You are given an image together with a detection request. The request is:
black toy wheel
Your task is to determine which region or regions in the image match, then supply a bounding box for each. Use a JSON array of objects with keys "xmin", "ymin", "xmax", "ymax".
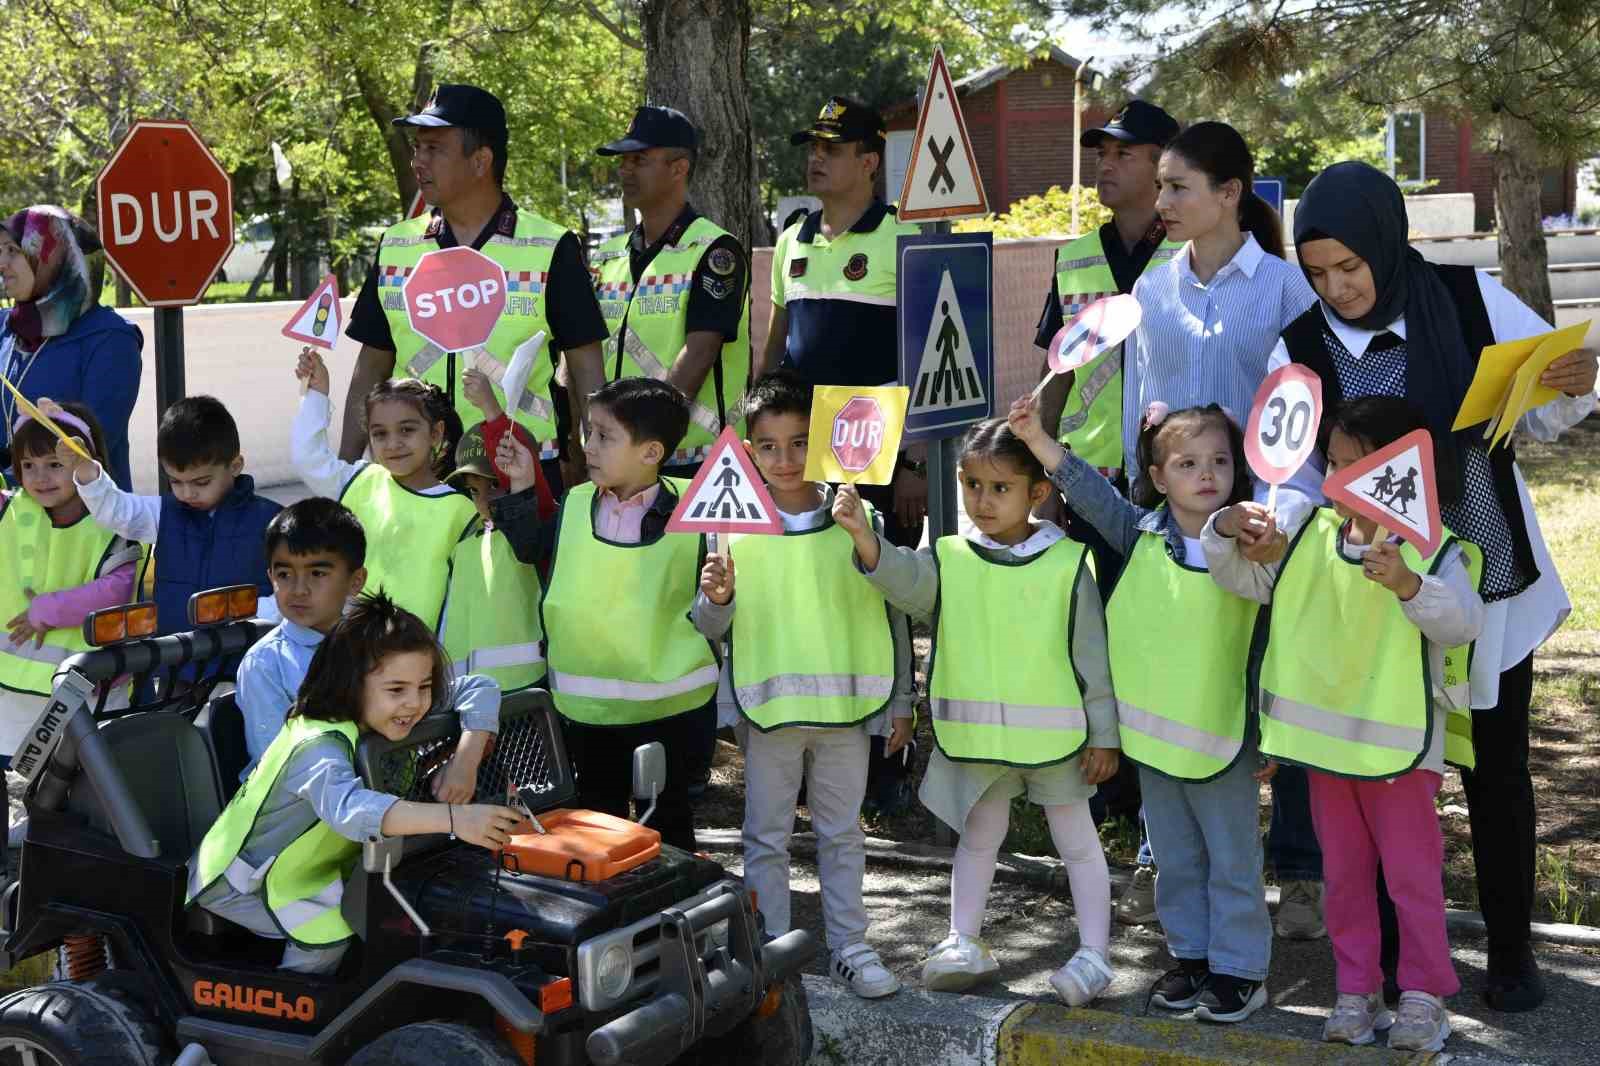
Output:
[
  {"xmin": 0, "ymin": 977, "xmax": 171, "ymax": 1065},
  {"xmin": 345, "ymin": 1021, "xmax": 523, "ymax": 1066},
  {"xmin": 680, "ymin": 973, "xmax": 814, "ymax": 1066}
]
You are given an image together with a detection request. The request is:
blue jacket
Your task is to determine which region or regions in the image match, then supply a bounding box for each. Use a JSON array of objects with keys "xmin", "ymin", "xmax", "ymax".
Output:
[
  {"xmin": 0, "ymin": 305, "xmax": 143, "ymax": 490},
  {"xmin": 151, "ymin": 474, "xmax": 282, "ymax": 641}
]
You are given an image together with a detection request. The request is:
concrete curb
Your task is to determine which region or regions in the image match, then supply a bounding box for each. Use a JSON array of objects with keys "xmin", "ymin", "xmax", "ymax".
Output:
[
  {"xmin": 697, "ymin": 829, "xmax": 1600, "ymax": 949},
  {"xmin": 803, "ymin": 975, "xmax": 1021, "ymax": 1066}
]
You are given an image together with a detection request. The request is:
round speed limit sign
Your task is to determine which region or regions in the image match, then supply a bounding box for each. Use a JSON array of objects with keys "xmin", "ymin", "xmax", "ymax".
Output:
[{"xmin": 1244, "ymin": 364, "xmax": 1324, "ymax": 485}]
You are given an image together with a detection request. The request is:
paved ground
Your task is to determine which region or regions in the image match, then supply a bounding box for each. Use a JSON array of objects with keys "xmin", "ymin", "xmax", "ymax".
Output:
[{"xmin": 697, "ymin": 841, "xmax": 1600, "ymax": 1065}]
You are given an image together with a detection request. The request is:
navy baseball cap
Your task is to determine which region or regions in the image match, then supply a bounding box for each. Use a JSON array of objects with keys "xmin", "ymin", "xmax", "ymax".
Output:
[
  {"xmin": 393, "ymin": 84, "xmax": 508, "ymax": 143},
  {"xmin": 790, "ymin": 97, "xmax": 885, "ymax": 150},
  {"xmin": 1081, "ymin": 100, "xmax": 1180, "ymax": 148},
  {"xmin": 597, "ymin": 106, "xmax": 701, "ymax": 156}
]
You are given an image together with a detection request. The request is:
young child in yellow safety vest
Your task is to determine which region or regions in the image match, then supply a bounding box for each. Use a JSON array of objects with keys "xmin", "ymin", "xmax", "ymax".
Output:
[
  {"xmin": 2, "ymin": 401, "xmax": 140, "ymax": 845},
  {"xmin": 187, "ymin": 592, "xmax": 519, "ymax": 974},
  {"xmin": 691, "ymin": 370, "xmax": 914, "ymax": 1000},
  {"xmin": 1205, "ymin": 396, "xmax": 1484, "ymax": 1053},
  {"xmin": 291, "ymin": 348, "xmax": 477, "ymax": 636},
  {"xmin": 1009, "ymin": 393, "xmax": 1277, "ymax": 1025},
  {"xmin": 833, "ymin": 418, "xmax": 1119, "ymax": 1007}
]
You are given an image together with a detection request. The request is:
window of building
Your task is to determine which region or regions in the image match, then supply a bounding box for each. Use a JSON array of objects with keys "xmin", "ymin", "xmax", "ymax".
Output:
[{"xmin": 1386, "ymin": 112, "xmax": 1426, "ymax": 185}]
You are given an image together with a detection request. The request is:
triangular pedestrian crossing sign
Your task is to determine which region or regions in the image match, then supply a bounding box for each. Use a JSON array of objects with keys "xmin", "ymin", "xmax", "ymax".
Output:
[
  {"xmin": 909, "ymin": 268, "xmax": 986, "ymax": 416},
  {"xmin": 1322, "ymin": 429, "xmax": 1442, "ymax": 557},
  {"xmin": 281, "ymin": 273, "xmax": 343, "ymax": 348},
  {"xmin": 898, "ymin": 47, "xmax": 989, "ymax": 222},
  {"xmin": 667, "ymin": 426, "xmax": 784, "ymax": 536}
]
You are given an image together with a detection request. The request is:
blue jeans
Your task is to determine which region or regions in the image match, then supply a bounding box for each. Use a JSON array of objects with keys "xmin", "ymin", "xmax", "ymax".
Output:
[{"xmin": 1268, "ymin": 763, "xmax": 1324, "ymax": 882}]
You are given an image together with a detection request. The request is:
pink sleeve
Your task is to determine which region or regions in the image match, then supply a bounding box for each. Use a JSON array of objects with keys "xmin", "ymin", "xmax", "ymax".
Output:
[{"xmin": 27, "ymin": 562, "xmax": 138, "ymax": 631}]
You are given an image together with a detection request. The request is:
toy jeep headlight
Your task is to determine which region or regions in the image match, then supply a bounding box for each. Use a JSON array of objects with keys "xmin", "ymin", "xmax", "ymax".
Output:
[{"xmin": 596, "ymin": 943, "xmax": 632, "ymax": 999}]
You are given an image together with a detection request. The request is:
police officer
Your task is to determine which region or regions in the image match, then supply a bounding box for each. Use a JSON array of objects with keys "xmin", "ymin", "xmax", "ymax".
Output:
[
  {"xmin": 761, "ymin": 96, "xmax": 925, "ymax": 547},
  {"xmin": 343, "ymin": 84, "xmax": 608, "ymax": 495},
  {"xmin": 591, "ymin": 106, "xmax": 750, "ymax": 481}
]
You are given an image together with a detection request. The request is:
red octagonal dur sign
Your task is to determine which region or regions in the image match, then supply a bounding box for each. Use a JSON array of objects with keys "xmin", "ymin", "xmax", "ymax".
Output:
[
  {"xmin": 831, "ymin": 396, "xmax": 886, "ymax": 474},
  {"xmin": 404, "ymin": 247, "xmax": 507, "ymax": 352},
  {"xmin": 96, "ymin": 119, "xmax": 234, "ymax": 307}
]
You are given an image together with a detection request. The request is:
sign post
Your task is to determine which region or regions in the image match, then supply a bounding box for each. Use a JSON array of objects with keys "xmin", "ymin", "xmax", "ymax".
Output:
[{"xmin": 96, "ymin": 119, "xmax": 234, "ymax": 489}]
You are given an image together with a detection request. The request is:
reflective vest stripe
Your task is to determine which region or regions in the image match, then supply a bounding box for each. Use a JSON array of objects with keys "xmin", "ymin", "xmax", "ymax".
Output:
[
  {"xmin": 271, "ymin": 875, "xmax": 344, "ymax": 931},
  {"xmin": 735, "ymin": 673, "xmax": 893, "ymax": 712},
  {"xmin": 621, "ymin": 330, "xmax": 722, "ymax": 439},
  {"xmin": 1057, "ymin": 355, "xmax": 1120, "ymax": 437},
  {"xmin": 1115, "ymin": 700, "xmax": 1241, "ymax": 763},
  {"xmin": 470, "ymin": 642, "xmax": 545, "ymax": 671},
  {"xmin": 782, "ymin": 291, "xmax": 897, "ymax": 307},
  {"xmin": 933, "ymin": 698, "xmax": 1086, "ymax": 733},
  {"xmin": 222, "ymin": 856, "xmax": 260, "ymax": 895},
  {"xmin": 0, "ymin": 642, "xmax": 72, "ymax": 666},
  {"xmin": 1263, "ymin": 695, "xmax": 1428, "ymax": 754},
  {"xmin": 550, "ymin": 663, "xmax": 720, "ymax": 702}
]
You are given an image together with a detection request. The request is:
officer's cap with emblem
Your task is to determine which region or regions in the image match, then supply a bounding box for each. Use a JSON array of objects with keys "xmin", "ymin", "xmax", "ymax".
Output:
[
  {"xmin": 394, "ymin": 84, "xmax": 509, "ymax": 148},
  {"xmin": 1080, "ymin": 99, "xmax": 1180, "ymax": 149},
  {"xmin": 596, "ymin": 105, "xmax": 702, "ymax": 156},
  {"xmin": 790, "ymin": 96, "xmax": 886, "ymax": 152}
]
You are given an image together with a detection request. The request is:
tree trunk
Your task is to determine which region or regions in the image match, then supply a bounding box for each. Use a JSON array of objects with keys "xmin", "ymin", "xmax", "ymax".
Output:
[
  {"xmin": 355, "ymin": 64, "xmax": 421, "ymax": 215},
  {"xmin": 640, "ymin": 0, "xmax": 766, "ymax": 250},
  {"xmin": 1492, "ymin": 113, "xmax": 1554, "ymax": 324}
]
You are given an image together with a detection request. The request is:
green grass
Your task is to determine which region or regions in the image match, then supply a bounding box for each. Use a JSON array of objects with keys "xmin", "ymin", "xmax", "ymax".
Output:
[
  {"xmin": 1518, "ymin": 416, "xmax": 1600, "ymax": 629},
  {"xmin": 97, "ymin": 278, "xmax": 298, "ymax": 308}
]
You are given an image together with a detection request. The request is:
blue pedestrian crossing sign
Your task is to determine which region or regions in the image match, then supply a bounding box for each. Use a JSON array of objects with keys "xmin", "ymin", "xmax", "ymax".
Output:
[
  {"xmin": 1256, "ymin": 177, "xmax": 1285, "ymax": 216},
  {"xmin": 897, "ymin": 232, "xmax": 993, "ymax": 440}
]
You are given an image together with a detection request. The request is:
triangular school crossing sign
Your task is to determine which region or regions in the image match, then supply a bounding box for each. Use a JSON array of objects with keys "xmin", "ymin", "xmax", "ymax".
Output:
[
  {"xmin": 667, "ymin": 426, "xmax": 784, "ymax": 536},
  {"xmin": 1322, "ymin": 429, "xmax": 1443, "ymax": 557},
  {"xmin": 897, "ymin": 47, "xmax": 989, "ymax": 222},
  {"xmin": 281, "ymin": 273, "xmax": 343, "ymax": 348}
]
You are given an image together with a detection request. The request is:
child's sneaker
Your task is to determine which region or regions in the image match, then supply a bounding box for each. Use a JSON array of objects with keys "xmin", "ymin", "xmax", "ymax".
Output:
[
  {"xmin": 1148, "ymin": 958, "xmax": 1210, "ymax": 1010},
  {"xmin": 1115, "ymin": 865, "xmax": 1158, "ymax": 925},
  {"xmin": 1049, "ymin": 947, "xmax": 1115, "ymax": 1006},
  {"xmin": 830, "ymin": 943, "xmax": 900, "ymax": 999},
  {"xmin": 1388, "ymin": 991, "xmax": 1450, "ymax": 1052},
  {"xmin": 1194, "ymin": 973, "xmax": 1268, "ymax": 1023},
  {"xmin": 1275, "ymin": 880, "xmax": 1326, "ymax": 939},
  {"xmin": 1322, "ymin": 992, "xmax": 1394, "ymax": 1045},
  {"xmin": 920, "ymin": 931, "xmax": 998, "ymax": 992}
]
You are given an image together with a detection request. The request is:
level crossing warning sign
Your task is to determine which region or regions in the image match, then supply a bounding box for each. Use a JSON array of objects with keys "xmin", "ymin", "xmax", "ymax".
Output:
[
  {"xmin": 897, "ymin": 232, "xmax": 993, "ymax": 440},
  {"xmin": 897, "ymin": 47, "xmax": 989, "ymax": 221}
]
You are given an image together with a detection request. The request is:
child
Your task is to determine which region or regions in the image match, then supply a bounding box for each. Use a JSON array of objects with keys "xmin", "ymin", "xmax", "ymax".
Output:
[
  {"xmin": 834, "ymin": 418, "xmax": 1119, "ymax": 1007},
  {"xmin": 442, "ymin": 423, "xmax": 547, "ymax": 694},
  {"xmin": 1206, "ymin": 396, "xmax": 1485, "ymax": 1052},
  {"xmin": 2, "ymin": 403, "xmax": 141, "ymax": 842},
  {"xmin": 292, "ymin": 348, "xmax": 478, "ymax": 634},
  {"xmin": 66, "ymin": 395, "xmax": 282, "ymax": 643},
  {"xmin": 492, "ymin": 377, "xmax": 715, "ymax": 852},
  {"xmin": 188, "ymin": 593, "xmax": 520, "ymax": 974},
  {"xmin": 1010, "ymin": 394, "xmax": 1277, "ymax": 1024},
  {"xmin": 691, "ymin": 370, "xmax": 913, "ymax": 1000},
  {"xmin": 235, "ymin": 498, "xmax": 497, "ymax": 798}
]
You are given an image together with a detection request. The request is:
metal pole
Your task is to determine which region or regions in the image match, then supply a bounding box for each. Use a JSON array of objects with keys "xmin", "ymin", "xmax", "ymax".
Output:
[
  {"xmin": 153, "ymin": 306, "xmax": 186, "ymax": 492},
  {"xmin": 920, "ymin": 219, "xmax": 960, "ymax": 544}
]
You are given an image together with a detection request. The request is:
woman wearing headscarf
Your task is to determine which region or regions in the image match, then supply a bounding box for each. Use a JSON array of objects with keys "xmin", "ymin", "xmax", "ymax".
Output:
[
  {"xmin": 0, "ymin": 206, "xmax": 143, "ymax": 489},
  {"xmin": 1268, "ymin": 161, "xmax": 1597, "ymax": 1018}
]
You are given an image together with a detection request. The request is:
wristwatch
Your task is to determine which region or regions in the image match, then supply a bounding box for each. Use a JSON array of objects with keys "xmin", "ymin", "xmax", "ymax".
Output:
[{"xmin": 900, "ymin": 456, "xmax": 927, "ymax": 476}]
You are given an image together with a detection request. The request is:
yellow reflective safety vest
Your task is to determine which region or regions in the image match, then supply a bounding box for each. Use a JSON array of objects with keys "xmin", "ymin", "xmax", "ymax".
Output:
[
  {"xmin": 541, "ymin": 480, "xmax": 717, "ymax": 726},
  {"xmin": 376, "ymin": 210, "xmax": 568, "ymax": 452},
  {"xmin": 726, "ymin": 504, "xmax": 895, "ymax": 731},
  {"xmin": 443, "ymin": 519, "xmax": 545, "ymax": 693},
  {"xmin": 1051, "ymin": 231, "xmax": 1182, "ymax": 473},
  {"xmin": 1106, "ymin": 529, "xmax": 1256, "ymax": 781},
  {"xmin": 929, "ymin": 536, "xmax": 1089, "ymax": 767},
  {"xmin": 0, "ymin": 493, "xmax": 124, "ymax": 696},
  {"xmin": 592, "ymin": 218, "xmax": 751, "ymax": 463},
  {"xmin": 339, "ymin": 465, "xmax": 477, "ymax": 633},
  {"xmin": 1259, "ymin": 509, "xmax": 1475, "ymax": 779},
  {"xmin": 187, "ymin": 716, "xmax": 362, "ymax": 947},
  {"xmin": 1440, "ymin": 541, "xmax": 1484, "ymax": 771}
]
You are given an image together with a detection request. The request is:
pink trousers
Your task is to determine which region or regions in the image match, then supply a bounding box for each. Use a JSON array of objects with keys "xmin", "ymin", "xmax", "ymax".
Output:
[{"xmin": 1308, "ymin": 769, "xmax": 1460, "ymax": 997}]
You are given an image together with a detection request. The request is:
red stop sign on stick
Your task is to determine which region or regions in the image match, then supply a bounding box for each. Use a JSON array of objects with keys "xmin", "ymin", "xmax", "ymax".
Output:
[
  {"xmin": 95, "ymin": 120, "xmax": 234, "ymax": 307},
  {"xmin": 831, "ymin": 396, "xmax": 887, "ymax": 474},
  {"xmin": 404, "ymin": 247, "xmax": 507, "ymax": 352}
]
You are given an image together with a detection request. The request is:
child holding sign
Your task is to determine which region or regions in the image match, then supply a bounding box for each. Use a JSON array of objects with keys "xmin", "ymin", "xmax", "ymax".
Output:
[
  {"xmin": 835, "ymin": 418, "xmax": 1119, "ymax": 1007},
  {"xmin": 1008, "ymin": 393, "xmax": 1277, "ymax": 1024},
  {"xmin": 692, "ymin": 371, "xmax": 913, "ymax": 1000},
  {"xmin": 292, "ymin": 349, "xmax": 477, "ymax": 636},
  {"xmin": 1205, "ymin": 397, "xmax": 1485, "ymax": 1052}
]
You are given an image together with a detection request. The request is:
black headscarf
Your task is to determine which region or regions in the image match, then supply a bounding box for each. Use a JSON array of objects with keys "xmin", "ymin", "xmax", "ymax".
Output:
[{"xmin": 1292, "ymin": 162, "xmax": 1477, "ymax": 474}]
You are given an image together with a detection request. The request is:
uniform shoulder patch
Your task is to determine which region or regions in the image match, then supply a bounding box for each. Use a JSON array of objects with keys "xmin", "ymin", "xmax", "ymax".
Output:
[
  {"xmin": 842, "ymin": 252, "xmax": 869, "ymax": 281},
  {"xmin": 707, "ymin": 246, "xmax": 737, "ymax": 276},
  {"xmin": 789, "ymin": 257, "xmax": 809, "ymax": 279},
  {"xmin": 701, "ymin": 275, "xmax": 732, "ymax": 300}
]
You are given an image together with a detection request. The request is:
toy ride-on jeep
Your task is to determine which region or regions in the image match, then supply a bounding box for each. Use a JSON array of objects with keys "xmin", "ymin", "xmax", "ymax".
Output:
[{"xmin": 0, "ymin": 587, "xmax": 815, "ymax": 1065}]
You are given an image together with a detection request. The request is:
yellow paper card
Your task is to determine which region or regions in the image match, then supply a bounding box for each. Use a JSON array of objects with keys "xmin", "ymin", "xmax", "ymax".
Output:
[
  {"xmin": 0, "ymin": 374, "xmax": 92, "ymax": 462},
  {"xmin": 1453, "ymin": 321, "xmax": 1589, "ymax": 433},
  {"xmin": 804, "ymin": 385, "xmax": 909, "ymax": 486}
]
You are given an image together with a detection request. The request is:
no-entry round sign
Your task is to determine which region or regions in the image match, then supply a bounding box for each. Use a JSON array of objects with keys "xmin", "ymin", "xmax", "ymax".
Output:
[
  {"xmin": 403, "ymin": 247, "xmax": 507, "ymax": 352},
  {"xmin": 831, "ymin": 396, "xmax": 887, "ymax": 474}
]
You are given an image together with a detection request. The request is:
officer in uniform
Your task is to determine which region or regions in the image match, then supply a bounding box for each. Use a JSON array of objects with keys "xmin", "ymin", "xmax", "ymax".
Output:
[
  {"xmin": 590, "ymin": 106, "xmax": 750, "ymax": 481},
  {"xmin": 343, "ymin": 84, "xmax": 608, "ymax": 495}
]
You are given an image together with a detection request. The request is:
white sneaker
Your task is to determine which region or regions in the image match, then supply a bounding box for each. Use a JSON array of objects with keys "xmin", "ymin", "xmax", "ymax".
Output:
[
  {"xmin": 1388, "ymin": 991, "xmax": 1450, "ymax": 1052},
  {"xmin": 1322, "ymin": 992, "xmax": 1394, "ymax": 1045},
  {"xmin": 920, "ymin": 931, "xmax": 999, "ymax": 992},
  {"xmin": 7, "ymin": 813, "xmax": 26, "ymax": 848},
  {"xmin": 1049, "ymin": 947, "xmax": 1114, "ymax": 1007},
  {"xmin": 830, "ymin": 942, "xmax": 900, "ymax": 999}
]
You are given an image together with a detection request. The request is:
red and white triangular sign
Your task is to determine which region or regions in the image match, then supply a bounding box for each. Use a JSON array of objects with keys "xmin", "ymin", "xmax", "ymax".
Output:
[
  {"xmin": 1322, "ymin": 429, "xmax": 1442, "ymax": 557},
  {"xmin": 667, "ymin": 426, "xmax": 783, "ymax": 536},
  {"xmin": 281, "ymin": 273, "xmax": 343, "ymax": 347},
  {"xmin": 897, "ymin": 47, "xmax": 989, "ymax": 222}
]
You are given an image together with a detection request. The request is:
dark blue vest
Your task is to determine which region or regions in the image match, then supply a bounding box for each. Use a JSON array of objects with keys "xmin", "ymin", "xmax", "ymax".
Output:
[{"xmin": 151, "ymin": 474, "xmax": 281, "ymax": 637}]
